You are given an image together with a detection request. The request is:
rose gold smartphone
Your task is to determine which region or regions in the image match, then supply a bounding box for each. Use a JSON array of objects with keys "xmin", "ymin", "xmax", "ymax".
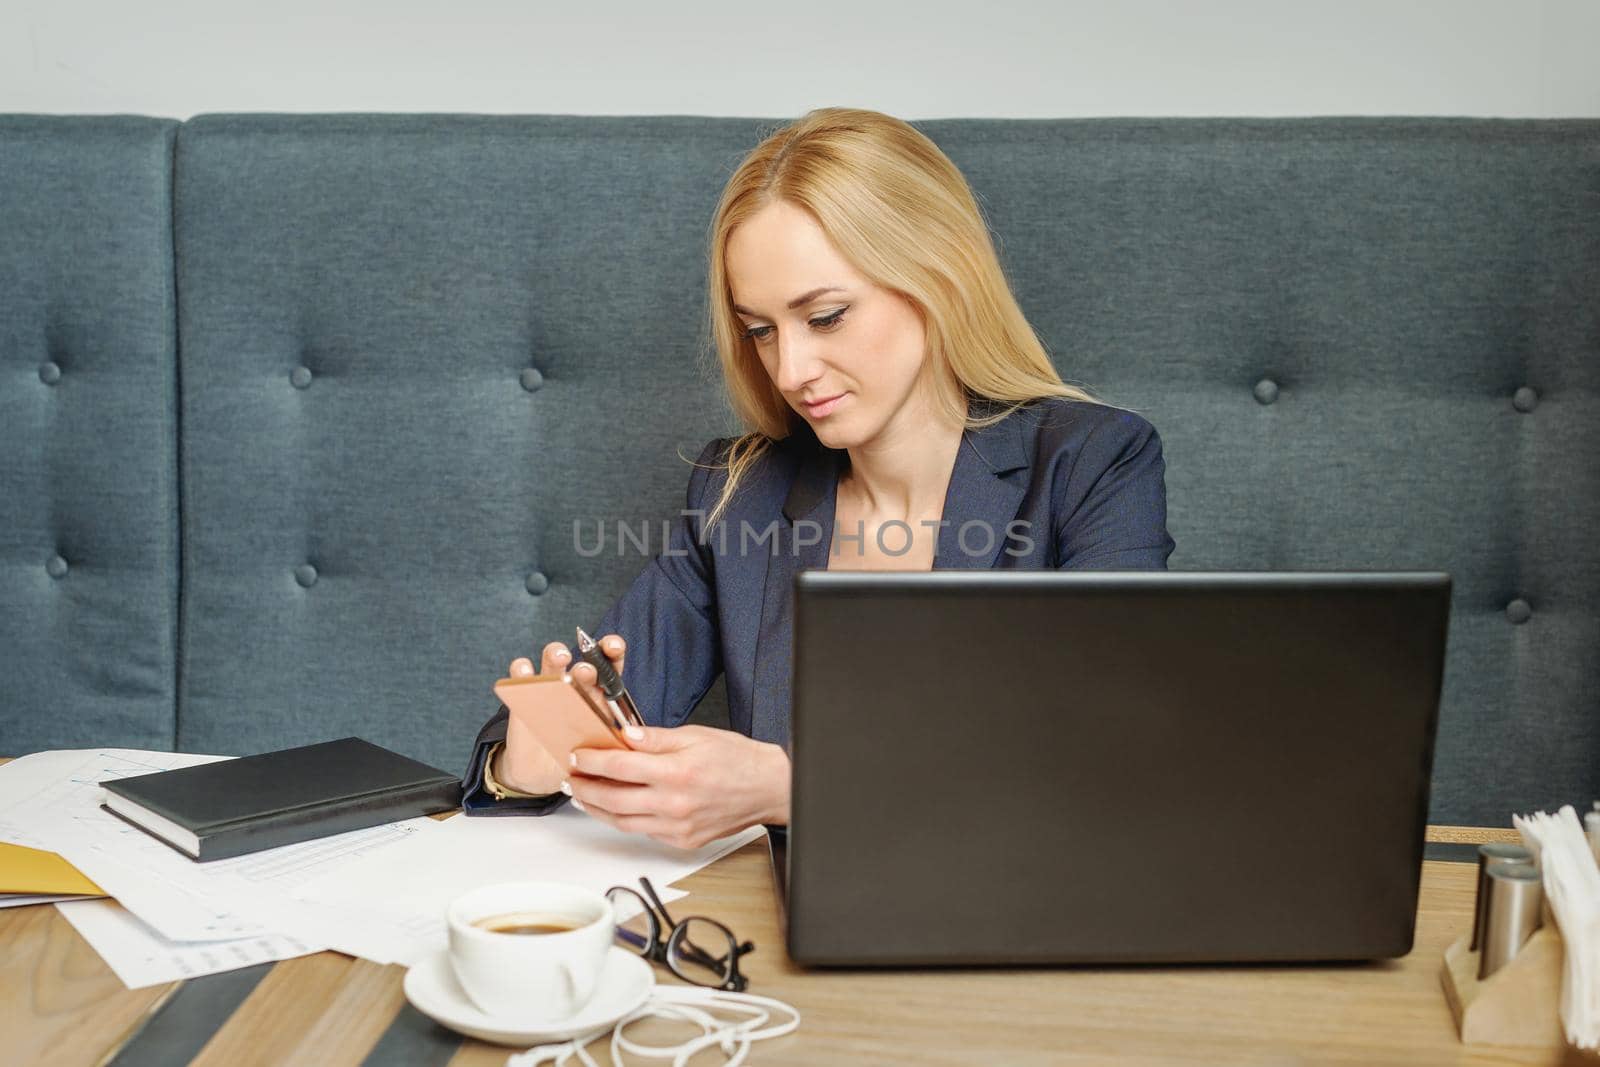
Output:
[{"xmin": 493, "ymin": 673, "xmax": 633, "ymax": 770}]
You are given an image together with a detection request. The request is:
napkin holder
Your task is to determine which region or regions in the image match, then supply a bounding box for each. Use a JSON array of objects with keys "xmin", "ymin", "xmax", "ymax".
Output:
[{"xmin": 1440, "ymin": 923, "xmax": 1565, "ymax": 1049}]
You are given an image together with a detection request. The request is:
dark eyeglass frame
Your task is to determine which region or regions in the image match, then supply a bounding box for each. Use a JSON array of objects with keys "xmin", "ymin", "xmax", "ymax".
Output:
[{"xmin": 605, "ymin": 876, "xmax": 754, "ymax": 992}]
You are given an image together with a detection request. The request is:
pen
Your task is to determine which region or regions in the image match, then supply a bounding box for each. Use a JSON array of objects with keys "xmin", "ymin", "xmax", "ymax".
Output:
[{"xmin": 575, "ymin": 626, "xmax": 644, "ymax": 728}]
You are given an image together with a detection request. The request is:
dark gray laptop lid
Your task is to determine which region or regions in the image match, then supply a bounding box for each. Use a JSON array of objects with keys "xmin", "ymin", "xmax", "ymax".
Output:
[{"xmin": 784, "ymin": 571, "xmax": 1450, "ymax": 966}]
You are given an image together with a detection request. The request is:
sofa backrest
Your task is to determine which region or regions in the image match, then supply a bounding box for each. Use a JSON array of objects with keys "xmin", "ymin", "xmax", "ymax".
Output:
[
  {"xmin": 169, "ymin": 115, "xmax": 744, "ymax": 770},
  {"xmin": 3, "ymin": 114, "xmax": 1596, "ymax": 827},
  {"xmin": 1, "ymin": 116, "xmax": 181, "ymax": 752}
]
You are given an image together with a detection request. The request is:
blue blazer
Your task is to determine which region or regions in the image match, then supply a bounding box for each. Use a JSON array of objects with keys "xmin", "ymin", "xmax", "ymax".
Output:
[{"xmin": 462, "ymin": 396, "xmax": 1175, "ymax": 814}]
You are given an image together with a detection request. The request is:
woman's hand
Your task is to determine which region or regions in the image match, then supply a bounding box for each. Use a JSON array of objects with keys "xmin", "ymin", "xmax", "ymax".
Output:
[
  {"xmin": 495, "ymin": 635, "xmax": 628, "ymax": 795},
  {"xmin": 563, "ymin": 725, "xmax": 791, "ymax": 849}
]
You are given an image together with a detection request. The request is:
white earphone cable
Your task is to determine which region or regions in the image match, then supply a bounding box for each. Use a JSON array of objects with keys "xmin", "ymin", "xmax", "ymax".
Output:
[{"xmin": 504, "ymin": 987, "xmax": 801, "ymax": 1067}]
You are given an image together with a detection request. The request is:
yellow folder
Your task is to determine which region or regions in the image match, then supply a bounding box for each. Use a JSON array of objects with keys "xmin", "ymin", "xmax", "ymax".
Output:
[{"xmin": 0, "ymin": 841, "xmax": 106, "ymax": 896}]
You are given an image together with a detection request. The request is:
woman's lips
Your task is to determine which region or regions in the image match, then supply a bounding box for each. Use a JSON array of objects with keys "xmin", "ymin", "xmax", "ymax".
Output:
[{"xmin": 803, "ymin": 393, "xmax": 847, "ymax": 418}]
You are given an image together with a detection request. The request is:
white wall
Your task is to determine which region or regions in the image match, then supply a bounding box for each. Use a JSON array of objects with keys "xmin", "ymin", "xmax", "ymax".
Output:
[{"xmin": 2, "ymin": 0, "xmax": 1596, "ymax": 118}]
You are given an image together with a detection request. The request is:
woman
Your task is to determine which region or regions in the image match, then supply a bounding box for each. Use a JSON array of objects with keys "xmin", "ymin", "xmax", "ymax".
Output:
[{"xmin": 461, "ymin": 107, "xmax": 1174, "ymax": 848}]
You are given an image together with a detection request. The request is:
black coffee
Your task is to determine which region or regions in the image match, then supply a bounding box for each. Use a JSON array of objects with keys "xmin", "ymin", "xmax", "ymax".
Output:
[{"xmin": 472, "ymin": 912, "xmax": 586, "ymax": 936}]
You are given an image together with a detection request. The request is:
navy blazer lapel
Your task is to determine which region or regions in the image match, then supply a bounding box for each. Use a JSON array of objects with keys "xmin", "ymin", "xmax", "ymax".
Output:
[
  {"xmin": 933, "ymin": 404, "xmax": 1031, "ymax": 569},
  {"xmin": 747, "ymin": 402, "xmax": 1031, "ymax": 744},
  {"xmin": 748, "ymin": 443, "xmax": 840, "ymax": 747}
]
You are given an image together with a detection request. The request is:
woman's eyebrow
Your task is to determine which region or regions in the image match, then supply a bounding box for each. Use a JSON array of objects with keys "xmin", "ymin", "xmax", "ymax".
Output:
[{"xmin": 733, "ymin": 286, "xmax": 847, "ymax": 316}]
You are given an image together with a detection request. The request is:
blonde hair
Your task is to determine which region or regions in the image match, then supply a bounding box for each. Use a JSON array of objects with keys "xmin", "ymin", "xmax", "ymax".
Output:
[{"xmin": 700, "ymin": 107, "xmax": 1098, "ymax": 529}]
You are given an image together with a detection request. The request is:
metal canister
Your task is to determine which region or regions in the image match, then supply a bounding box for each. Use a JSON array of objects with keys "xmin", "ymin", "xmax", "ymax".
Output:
[
  {"xmin": 1471, "ymin": 842, "xmax": 1533, "ymax": 951},
  {"xmin": 1478, "ymin": 861, "xmax": 1543, "ymax": 980}
]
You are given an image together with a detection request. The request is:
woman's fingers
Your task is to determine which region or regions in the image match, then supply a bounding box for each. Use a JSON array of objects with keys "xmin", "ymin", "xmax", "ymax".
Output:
[
  {"xmin": 513, "ymin": 638, "xmax": 616, "ymax": 682},
  {"xmin": 564, "ymin": 791, "xmax": 668, "ymax": 838},
  {"xmin": 601, "ymin": 634, "xmax": 626, "ymax": 678},
  {"xmin": 564, "ymin": 774, "xmax": 655, "ymax": 816},
  {"xmin": 539, "ymin": 641, "xmax": 573, "ymax": 676},
  {"xmin": 569, "ymin": 661, "xmax": 609, "ymax": 717},
  {"xmin": 566, "ymin": 794, "xmax": 704, "ymax": 851},
  {"xmin": 566, "ymin": 634, "xmax": 626, "ymax": 714},
  {"xmin": 506, "ymin": 644, "xmax": 566, "ymax": 680}
]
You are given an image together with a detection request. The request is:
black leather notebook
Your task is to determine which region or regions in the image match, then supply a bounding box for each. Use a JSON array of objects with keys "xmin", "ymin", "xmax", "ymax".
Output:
[{"xmin": 98, "ymin": 737, "xmax": 463, "ymax": 862}]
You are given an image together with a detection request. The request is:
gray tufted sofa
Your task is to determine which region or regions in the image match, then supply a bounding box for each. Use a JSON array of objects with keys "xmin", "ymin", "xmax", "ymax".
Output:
[{"xmin": 2, "ymin": 114, "xmax": 1596, "ymax": 829}]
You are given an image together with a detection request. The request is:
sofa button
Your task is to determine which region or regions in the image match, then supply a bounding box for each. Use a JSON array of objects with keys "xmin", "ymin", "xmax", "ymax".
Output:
[
  {"xmin": 1253, "ymin": 378, "xmax": 1279, "ymax": 405},
  {"xmin": 525, "ymin": 571, "xmax": 550, "ymax": 596},
  {"xmin": 1505, "ymin": 598, "xmax": 1532, "ymax": 625},
  {"xmin": 39, "ymin": 361, "xmax": 62, "ymax": 386},
  {"xmin": 520, "ymin": 367, "xmax": 545, "ymax": 393},
  {"xmin": 1512, "ymin": 386, "xmax": 1538, "ymax": 413},
  {"xmin": 290, "ymin": 365, "xmax": 314, "ymax": 389},
  {"xmin": 295, "ymin": 564, "xmax": 319, "ymax": 588},
  {"xmin": 46, "ymin": 554, "xmax": 68, "ymax": 578}
]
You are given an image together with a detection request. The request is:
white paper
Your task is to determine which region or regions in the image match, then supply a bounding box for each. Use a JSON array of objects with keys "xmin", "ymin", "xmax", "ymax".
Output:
[
  {"xmin": 291, "ymin": 808, "xmax": 762, "ymax": 967},
  {"xmin": 60, "ymin": 815, "xmax": 440, "ymax": 942},
  {"xmin": 0, "ymin": 749, "xmax": 230, "ymax": 850},
  {"xmin": 55, "ymin": 898, "xmax": 322, "ymax": 989},
  {"xmin": 7, "ymin": 748, "xmax": 766, "ymax": 981},
  {"xmin": 0, "ymin": 750, "xmax": 112, "ymax": 832},
  {"xmin": 0, "ymin": 893, "xmax": 101, "ymax": 909},
  {"xmin": 0, "ymin": 748, "xmax": 441, "ymax": 942}
]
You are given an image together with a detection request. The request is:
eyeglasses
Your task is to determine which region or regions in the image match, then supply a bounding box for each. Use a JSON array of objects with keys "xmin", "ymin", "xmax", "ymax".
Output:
[{"xmin": 604, "ymin": 877, "xmax": 754, "ymax": 992}]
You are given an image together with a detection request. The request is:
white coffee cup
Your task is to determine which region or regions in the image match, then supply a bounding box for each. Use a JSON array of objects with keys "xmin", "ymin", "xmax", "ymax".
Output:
[{"xmin": 446, "ymin": 880, "xmax": 615, "ymax": 1021}]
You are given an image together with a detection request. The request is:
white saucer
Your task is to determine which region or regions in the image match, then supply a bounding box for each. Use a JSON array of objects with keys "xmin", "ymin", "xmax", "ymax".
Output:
[{"xmin": 403, "ymin": 945, "xmax": 654, "ymax": 1046}]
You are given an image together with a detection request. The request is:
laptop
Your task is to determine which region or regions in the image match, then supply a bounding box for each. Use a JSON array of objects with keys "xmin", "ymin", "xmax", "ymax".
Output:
[{"xmin": 773, "ymin": 570, "xmax": 1451, "ymax": 966}]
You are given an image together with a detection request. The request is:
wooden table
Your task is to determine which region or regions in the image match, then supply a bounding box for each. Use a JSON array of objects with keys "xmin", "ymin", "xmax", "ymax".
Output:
[{"xmin": 0, "ymin": 755, "xmax": 1576, "ymax": 1065}]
